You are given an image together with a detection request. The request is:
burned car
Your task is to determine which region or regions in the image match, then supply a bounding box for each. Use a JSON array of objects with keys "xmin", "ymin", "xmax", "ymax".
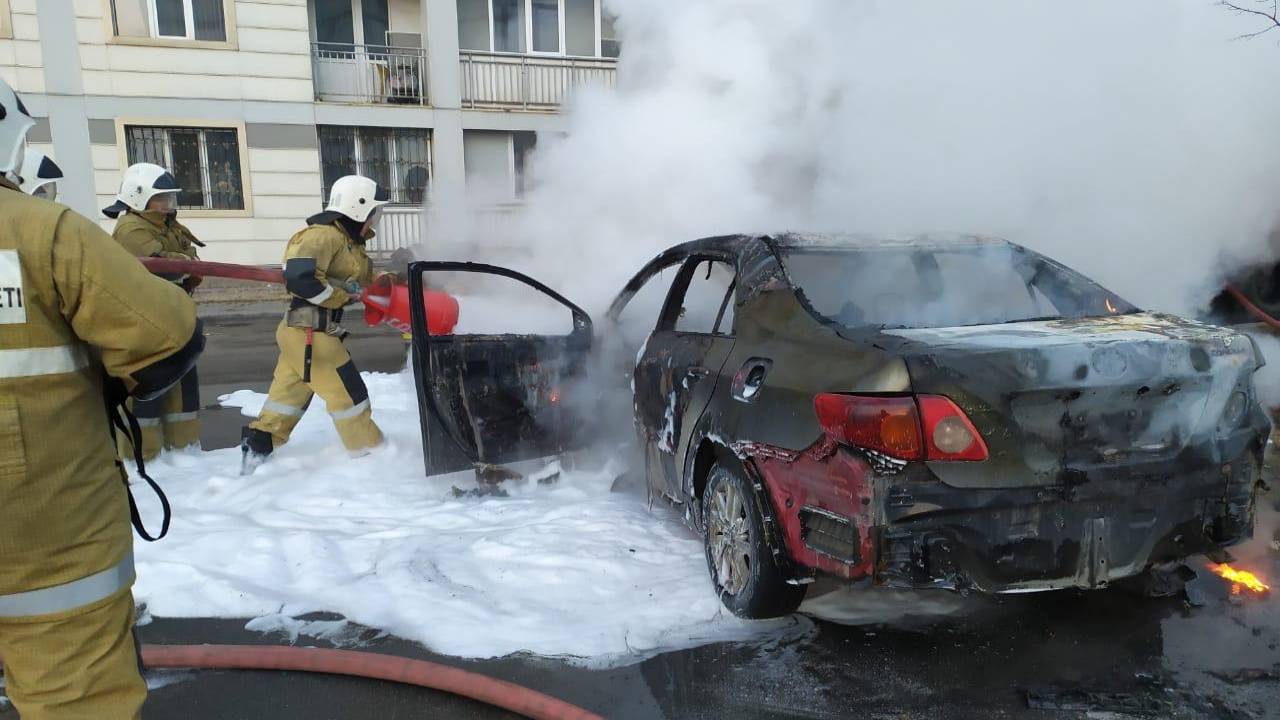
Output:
[{"xmin": 407, "ymin": 234, "xmax": 1270, "ymax": 619}]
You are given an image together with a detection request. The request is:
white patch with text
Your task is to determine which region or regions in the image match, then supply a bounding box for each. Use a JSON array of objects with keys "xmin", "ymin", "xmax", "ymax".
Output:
[{"xmin": 0, "ymin": 250, "xmax": 26, "ymax": 325}]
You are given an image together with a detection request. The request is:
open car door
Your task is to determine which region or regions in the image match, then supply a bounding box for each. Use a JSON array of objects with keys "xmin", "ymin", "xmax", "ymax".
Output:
[{"xmin": 406, "ymin": 261, "xmax": 593, "ymax": 476}]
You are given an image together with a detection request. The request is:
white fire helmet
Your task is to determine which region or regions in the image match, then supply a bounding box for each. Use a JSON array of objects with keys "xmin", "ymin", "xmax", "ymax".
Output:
[
  {"xmin": 326, "ymin": 174, "xmax": 390, "ymax": 223},
  {"xmin": 19, "ymin": 148, "xmax": 62, "ymax": 201},
  {"xmin": 0, "ymin": 78, "xmax": 35, "ymax": 184},
  {"xmin": 103, "ymin": 162, "xmax": 181, "ymax": 218}
]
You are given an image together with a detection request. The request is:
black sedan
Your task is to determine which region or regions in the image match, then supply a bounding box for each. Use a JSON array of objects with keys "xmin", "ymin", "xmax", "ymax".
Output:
[{"xmin": 406, "ymin": 233, "xmax": 1270, "ymax": 618}]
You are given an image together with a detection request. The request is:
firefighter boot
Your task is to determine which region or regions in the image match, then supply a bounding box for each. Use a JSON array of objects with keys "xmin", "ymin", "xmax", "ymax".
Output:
[{"xmin": 240, "ymin": 426, "xmax": 274, "ymax": 476}]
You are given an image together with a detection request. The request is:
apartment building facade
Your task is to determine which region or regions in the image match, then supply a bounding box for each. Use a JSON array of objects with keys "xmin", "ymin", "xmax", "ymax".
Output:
[{"xmin": 0, "ymin": 0, "xmax": 617, "ymax": 263}]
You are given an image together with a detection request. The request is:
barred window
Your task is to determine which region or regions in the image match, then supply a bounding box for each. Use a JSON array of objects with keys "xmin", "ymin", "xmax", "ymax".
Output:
[
  {"xmin": 125, "ymin": 125, "xmax": 245, "ymax": 211},
  {"xmin": 318, "ymin": 125, "xmax": 431, "ymax": 206}
]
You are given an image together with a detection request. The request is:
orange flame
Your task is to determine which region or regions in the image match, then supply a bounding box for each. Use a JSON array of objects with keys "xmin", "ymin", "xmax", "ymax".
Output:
[
  {"xmin": 1105, "ymin": 298, "xmax": 1118, "ymax": 314},
  {"xmin": 1208, "ymin": 563, "xmax": 1271, "ymax": 594}
]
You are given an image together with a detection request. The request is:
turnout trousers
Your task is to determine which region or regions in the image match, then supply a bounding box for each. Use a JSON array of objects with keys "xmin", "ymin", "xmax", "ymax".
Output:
[
  {"xmin": 118, "ymin": 366, "xmax": 201, "ymax": 461},
  {"xmin": 0, "ymin": 590, "xmax": 145, "ymax": 719},
  {"xmin": 249, "ymin": 322, "xmax": 383, "ymax": 452}
]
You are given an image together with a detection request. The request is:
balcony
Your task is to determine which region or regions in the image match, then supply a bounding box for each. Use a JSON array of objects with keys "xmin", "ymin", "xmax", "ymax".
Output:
[
  {"xmin": 459, "ymin": 52, "xmax": 617, "ymax": 110},
  {"xmin": 367, "ymin": 206, "xmax": 422, "ymax": 259},
  {"xmin": 312, "ymin": 42, "xmax": 429, "ymax": 105}
]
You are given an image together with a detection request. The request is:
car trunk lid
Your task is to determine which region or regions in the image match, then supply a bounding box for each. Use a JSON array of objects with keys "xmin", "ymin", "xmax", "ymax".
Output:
[{"xmin": 884, "ymin": 313, "xmax": 1256, "ymax": 488}]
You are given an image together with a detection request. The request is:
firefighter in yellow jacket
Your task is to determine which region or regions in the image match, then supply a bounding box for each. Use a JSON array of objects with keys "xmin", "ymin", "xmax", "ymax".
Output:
[
  {"xmin": 240, "ymin": 174, "xmax": 388, "ymax": 473},
  {"xmin": 103, "ymin": 162, "xmax": 205, "ymax": 460},
  {"xmin": 0, "ymin": 79, "xmax": 204, "ymax": 718}
]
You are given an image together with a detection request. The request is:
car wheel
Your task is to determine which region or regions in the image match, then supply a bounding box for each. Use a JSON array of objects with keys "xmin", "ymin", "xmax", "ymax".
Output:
[{"xmin": 702, "ymin": 462, "xmax": 806, "ymax": 619}]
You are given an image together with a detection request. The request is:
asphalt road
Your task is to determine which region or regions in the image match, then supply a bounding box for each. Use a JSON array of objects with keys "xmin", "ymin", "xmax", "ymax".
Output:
[{"xmin": 5, "ymin": 311, "xmax": 1279, "ymax": 720}]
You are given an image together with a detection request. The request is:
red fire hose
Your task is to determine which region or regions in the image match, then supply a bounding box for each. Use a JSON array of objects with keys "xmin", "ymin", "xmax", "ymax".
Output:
[
  {"xmin": 140, "ymin": 644, "xmax": 603, "ymax": 720},
  {"xmin": 0, "ymin": 644, "xmax": 601, "ymax": 719},
  {"xmin": 1226, "ymin": 284, "xmax": 1280, "ymax": 332},
  {"xmin": 140, "ymin": 257, "xmax": 460, "ymax": 335},
  {"xmin": 142, "ymin": 257, "xmax": 285, "ymax": 285}
]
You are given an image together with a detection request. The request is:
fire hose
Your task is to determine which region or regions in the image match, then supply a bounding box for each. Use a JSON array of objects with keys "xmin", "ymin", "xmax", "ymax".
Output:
[
  {"xmin": 140, "ymin": 257, "xmax": 460, "ymax": 336},
  {"xmin": 1225, "ymin": 284, "xmax": 1280, "ymax": 332},
  {"xmin": 140, "ymin": 644, "xmax": 603, "ymax": 720},
  {"xmin": 0, "ymin": 645, "xmax": 602, "ymax": 720}
]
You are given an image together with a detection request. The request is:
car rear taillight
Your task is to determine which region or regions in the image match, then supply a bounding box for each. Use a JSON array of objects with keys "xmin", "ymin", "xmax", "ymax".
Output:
[
  {"xmin": 814, "ymin": 394, "xmax": 923, "ymax": 460},
  {"xmin": 916, "ymin": 394, "xmax": 988, "ymax": 461},
  {"xmin": 814, "ymin": 394, "xmax": 988, "ymax": 462}
]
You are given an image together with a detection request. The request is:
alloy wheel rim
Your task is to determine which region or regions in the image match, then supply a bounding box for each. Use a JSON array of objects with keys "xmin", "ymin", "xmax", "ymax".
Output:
[{"xmin": 708, "ymin": 478, "xmax": 752, "ymax": 596}]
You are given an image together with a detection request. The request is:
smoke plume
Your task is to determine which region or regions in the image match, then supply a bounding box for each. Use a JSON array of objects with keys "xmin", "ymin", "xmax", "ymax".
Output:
[{"xmin": 434, "ymin": 0, "xmax": 1280, "ymax": 322}]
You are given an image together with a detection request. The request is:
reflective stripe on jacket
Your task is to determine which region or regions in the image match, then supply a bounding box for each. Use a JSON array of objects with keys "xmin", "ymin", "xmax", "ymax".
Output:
[
  {"xmin": 281, "ymin": 219, "xmax": 373, "ymax": 310},
  {"xmin": 0, "ymin": 180, "xmax": 198, "ymax": 605}
]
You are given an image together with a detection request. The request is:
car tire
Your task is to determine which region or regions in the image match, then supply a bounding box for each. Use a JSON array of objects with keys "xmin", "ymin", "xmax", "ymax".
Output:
[{"xmin": 702, "ymin": 462, "xmax": 806, "ymax": 619}]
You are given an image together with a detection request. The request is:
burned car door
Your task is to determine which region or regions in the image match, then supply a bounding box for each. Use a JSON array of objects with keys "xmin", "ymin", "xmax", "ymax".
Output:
[
  {"xmin": 634, "ymin": 256, "xmax": 738, "ymax": 500},
  {"xmin": 406, "ymin": 261, "xmax": 592, "ymax": 476}
]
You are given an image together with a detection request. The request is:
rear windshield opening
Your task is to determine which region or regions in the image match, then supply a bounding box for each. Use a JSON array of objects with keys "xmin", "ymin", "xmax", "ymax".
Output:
[{"xmin": 779, "ymin": 244, "xmax": 1137, "ymax": 330}]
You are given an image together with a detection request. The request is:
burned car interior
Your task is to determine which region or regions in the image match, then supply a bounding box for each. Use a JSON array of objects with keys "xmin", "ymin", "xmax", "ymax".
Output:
[
  {"xmin": 407, "ymin": 261, "xmax": 594, "ymax": 477},
  {"xmin": 407, "ymin": 234, "xmax": 1270, "ymax": 618}
]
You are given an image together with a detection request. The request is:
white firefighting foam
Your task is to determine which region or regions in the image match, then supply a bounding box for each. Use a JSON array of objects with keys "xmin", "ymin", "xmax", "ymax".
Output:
[{"xmin": 129, "ymin": 369, "xmax": 808, "ymax": 667}]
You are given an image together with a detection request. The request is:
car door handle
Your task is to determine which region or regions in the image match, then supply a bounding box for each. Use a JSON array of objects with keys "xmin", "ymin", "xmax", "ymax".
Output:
[{"xmin": 688, "ymin": 366, "xmax": 712, "ymax": 378}]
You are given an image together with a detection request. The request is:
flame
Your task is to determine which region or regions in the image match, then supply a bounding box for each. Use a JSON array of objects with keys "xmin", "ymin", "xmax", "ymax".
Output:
[
  {"xmin": 1208, "ymin": 563, "xmax": 1271, "ymax": 594},
  {"xmin": 1105, "ymin": 297, "xmax": 1118, "ymax": 314}
]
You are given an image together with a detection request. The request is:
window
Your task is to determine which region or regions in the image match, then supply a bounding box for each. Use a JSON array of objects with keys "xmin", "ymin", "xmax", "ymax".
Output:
[
  {"xmin": 779, "ymin": 244, "xmax": 1137, "ymax": 330},
  {"xmin": 600, "ymin": 9, "xmax": 620, "ymax": 58},
  {"xmin": 463, "ymin": 130, "xmax": 538, "ymax": 200},
  {"xmin": 125, "ymin": 125, "xmax": 245, "ymax": 211},
  {"xmin": 491, "ymin": 0, "xmax": 526, "ymax": 52},
  {"xmin": 361, "ymin": 0, "xmax": 389, "ymax": 48},
  {"xmin": 318, "ymin": 126, "xmax": 431, "ymax": 206},
  {"xmin": 513, "ymin": 131, "xmax": 537, "ymax": 196},
  {"xmin": 313, "ymin": 0, "xmax": 355, "ymax": 50},
  {"xmin": 564, "ymin": 0, "xmax": 593, "ymax": 55},
  {"xmin": 529, "ymin": 0, "xmax": 560, "ymax": 53},
  {"xmin": 112, "ymin": 0, "xmax": 228, "ymax": 42},
  {"xmin": 459, "ymin": 0, "xmax": 606, "ymax": 56},
  {"xmin": 673, "ymin": 260, "xmax": 736, "ymax": 335}
]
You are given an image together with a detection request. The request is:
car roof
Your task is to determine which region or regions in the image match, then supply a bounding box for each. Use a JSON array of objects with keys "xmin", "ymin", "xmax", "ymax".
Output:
[
  {"xmin": 770, "ymin": 232, "xmax": 1011, "ymax": 250},
  {"xmin": 607, "ymin": 232, "xmax": 1016, "ymax": 321},
  {"xmin": 659, "ymin": 232, "xmax": 1011, "ymax": 257}
]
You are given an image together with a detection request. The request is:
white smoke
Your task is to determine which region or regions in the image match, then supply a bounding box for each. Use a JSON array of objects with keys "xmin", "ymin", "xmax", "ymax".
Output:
[{"xmin": 434, "ymin": 0, "xmax": 1280, "ymax": 320}]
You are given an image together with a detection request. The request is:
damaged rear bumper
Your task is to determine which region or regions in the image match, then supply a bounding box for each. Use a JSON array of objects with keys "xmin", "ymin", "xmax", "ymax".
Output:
[
  {"xmin": 879, "ymin": 457, "xmax": 1259, "ymax": 592},
  {"xmin": 745, "ymin": 433, "xmax": 1264, "ymax": 594}
]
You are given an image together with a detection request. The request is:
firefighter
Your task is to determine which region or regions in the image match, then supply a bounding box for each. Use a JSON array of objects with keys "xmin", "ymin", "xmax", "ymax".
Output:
[
  {"xmin": 0, "ymin": 79, "xmax": 204, "ymax": 718},
  {"xmin": 17, "ymin": 147, "xmax": 62, "ymax": 201},
  {"xmin": 240, "ymin": 174, "xmax": 389, "ymax": 473},
  {"xmin": 103, "ymin": 162, "xmax": 205, "ymax": 461}
]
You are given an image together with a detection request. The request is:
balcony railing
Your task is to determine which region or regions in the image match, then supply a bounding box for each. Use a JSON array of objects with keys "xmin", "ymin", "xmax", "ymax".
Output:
[
  {"xmin": 312, "ymin": 42, "xmax": 428, "ymax": 105},
  {"xmin": 459, "ymin": 52, "xmax": 617, "ymax": 110},
  {"xmin": 366, "ymin": 204, "xmax": 528, "ymax": 261},
  {"xmin": 368, "ymin": 206, "xmax": 422, "ymax": 259}
]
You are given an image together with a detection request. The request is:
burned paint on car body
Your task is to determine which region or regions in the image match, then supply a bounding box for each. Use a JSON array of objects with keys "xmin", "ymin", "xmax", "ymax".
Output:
[
  {"xmin": 610, "ymin": 233, "xmax": 1270, "ymax": 599},
  {"xmin": 407, "ymin": 234, "xmax": 1270, "ymax": 612}
]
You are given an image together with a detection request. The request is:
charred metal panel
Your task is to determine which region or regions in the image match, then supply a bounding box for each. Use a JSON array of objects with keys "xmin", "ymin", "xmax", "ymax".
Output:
[
  {"xmin": 874, "ymin": 449, "xmax": 1261, "ymax": 591},
  {"xmin": 886, "ymin": 313, "xmax": 1268, "ymax": 489},
  {"xmin": 738, "ymin": 439, "xmax": 877, "ymax": 581},
  {"xmin": 717, "ymin": 285, "xmax": 910, "ymax": 453},
  {"xmin": 407, "ymin": 261, "xmax": 593, "ymax": 476}
]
